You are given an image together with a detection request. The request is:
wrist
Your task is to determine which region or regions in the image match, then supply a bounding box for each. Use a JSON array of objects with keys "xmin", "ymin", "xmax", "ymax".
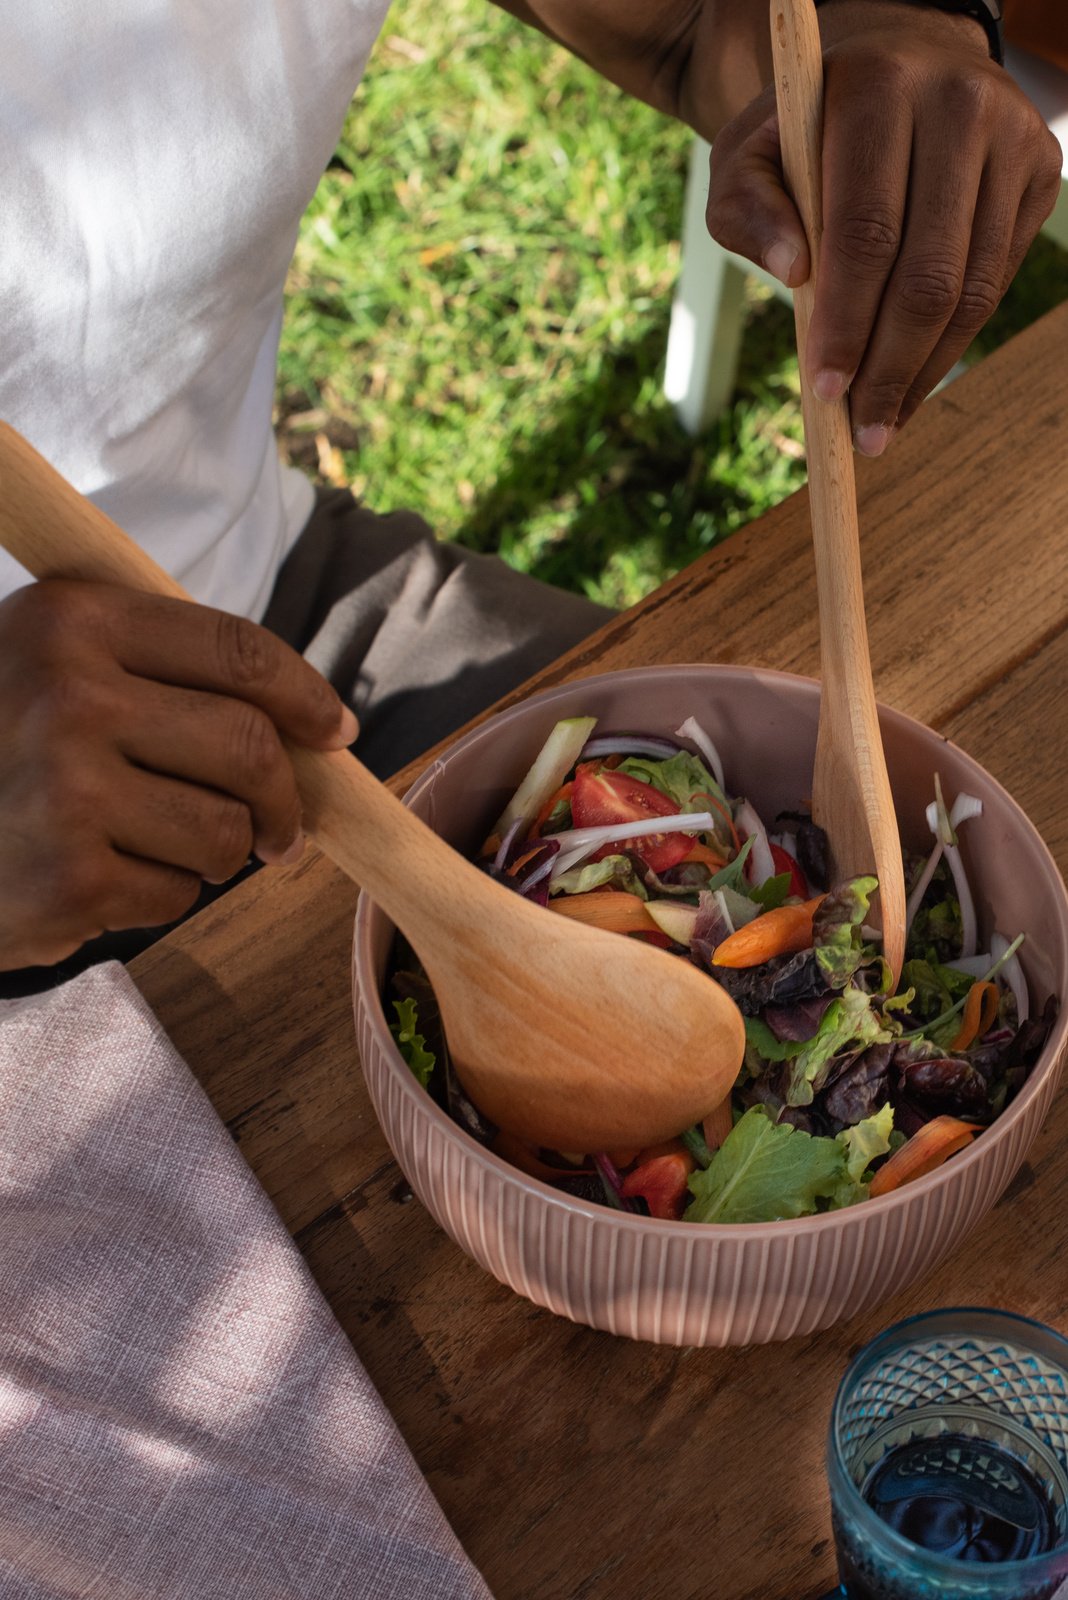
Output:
[{"xmin": 814, "ymin": 0, "xmax": 994, "ymax": 61}]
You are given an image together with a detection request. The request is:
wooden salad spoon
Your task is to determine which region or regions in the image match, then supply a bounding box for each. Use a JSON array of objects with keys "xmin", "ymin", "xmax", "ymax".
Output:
[
  {"xmin": 771, "ymin": 0, "xmax": 907, "ymax": 983},
  {"xmin": 0, "ymin": 422, "xmax": 745, "ymax": 1153}
]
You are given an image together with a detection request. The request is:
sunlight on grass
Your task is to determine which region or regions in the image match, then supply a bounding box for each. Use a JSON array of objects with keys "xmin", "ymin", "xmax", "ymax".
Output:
[{"xmin": 277, "ymin": 0, "xmax": 1067, "ymax": 610}]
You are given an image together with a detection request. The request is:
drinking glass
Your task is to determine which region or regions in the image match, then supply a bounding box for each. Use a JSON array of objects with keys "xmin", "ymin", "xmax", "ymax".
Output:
[{"xmin": 825, "ymin": 1309, "xmax": 1068, "ymax": 1600}]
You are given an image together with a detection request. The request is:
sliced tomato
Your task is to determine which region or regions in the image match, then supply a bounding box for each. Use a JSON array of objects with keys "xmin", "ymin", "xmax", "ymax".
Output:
[
  {"xmin": 570, "ymin": 766, "xmax": 693, "ymax": 873},
  {"xmin": 770, "ymin": 841, "xmax": 807, "ymax": 899}
]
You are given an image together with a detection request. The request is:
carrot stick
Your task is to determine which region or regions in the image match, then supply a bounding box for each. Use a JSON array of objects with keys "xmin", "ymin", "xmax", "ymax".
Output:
[
  {"xmin": 527, "ymin": 780, "xmax": 573, "ymax": 842},
  {"xmin": 868, "ymin": 1116, "xmax": 983, "ymax": 1198},
  {"xmin": 679, "ymin": 841, "xmax": 727, "ymax": 870},
  {"xmin": 702, "ymin": 1098, "xmax": 734, "ymax": 1152},
  {"xmin": 492, "ymin": 1132, "xmax": 593, "ymax": 1181},
  {"xmin": 695, "ymin": 791, "xmax": 740, "ymax": 850},
  {"xmin": 548, "ymin": 890, "xmax": 656, "ymax": 934},
  {"xmin": 950, "ymin": 981, "xmax": 1000, "ymax": 1051},
  {"xmin": 711, "ymin": 897, "xmax": 824, "ymax": 968}
]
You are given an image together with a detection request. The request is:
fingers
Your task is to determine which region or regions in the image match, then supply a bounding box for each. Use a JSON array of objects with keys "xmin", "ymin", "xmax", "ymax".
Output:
[
  {"xmin": 115, "ymin": 680, "xmax": 303, "ymax": 864},
  {"xmin": 832, "ymin": 106, "xmax": 984, "ymax": 452},
  {"xmin": 94, "ymin": 587, "xmax": 358, "ymax": 750},
  {"xmin": 894, "ymin": 152, "xmax": 1063, "ymax": 432},
  {"xmin": 707, "ymin": 99, "xmax": 812, "ymax": 289}
]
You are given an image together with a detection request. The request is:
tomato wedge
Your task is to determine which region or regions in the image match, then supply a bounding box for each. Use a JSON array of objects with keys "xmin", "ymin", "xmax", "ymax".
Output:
[
  {"xmin": 770, "ymin": 841, "xmax": 807, "ymax": 898},
  {"xmin": 570, "ymin": 766, "xmax": 693, "ymax": 873}
]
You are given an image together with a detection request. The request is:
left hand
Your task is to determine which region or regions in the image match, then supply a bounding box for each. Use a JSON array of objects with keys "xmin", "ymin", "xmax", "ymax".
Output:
[{"xmin": 704, "ymin": 0, "xmax": 1063, "ymax": 453}]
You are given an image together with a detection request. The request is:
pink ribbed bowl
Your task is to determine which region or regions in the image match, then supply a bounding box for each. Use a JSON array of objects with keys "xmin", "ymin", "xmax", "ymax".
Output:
[{"xmin": 353, "ymin": 666, "xmax": 1068, "ymax": 1346}]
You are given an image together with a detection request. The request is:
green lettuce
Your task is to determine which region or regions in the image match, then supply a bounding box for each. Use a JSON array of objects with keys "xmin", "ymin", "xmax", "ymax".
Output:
[
  {"xmin": 813, "ymin": 876, "xmax": 878, "ymax": 989},
  {"xmin": 837, "ymin": 1102, "xmax": 895, "ymax": 1183},
  {"xmin": 549, "ymin": 853, "xmax": 648, "ymax": 899},
  {"xmin": 684, "ymin": 1107, "xmax": 846, "ymax": 1224},
  {"xmin": 749, "ymin": 872, "xmax": 792, "ymax": 911},
  {"xmin": 390, "ymin": 998, "xmax": 436, "ymax": 1089},
  {"xmin": 784, "ymin": 987, "xmax": 892, "ymax": 1106},
  {"xmin": 617, "ymin": 751, "xmax": 726, "ymax": 812}
]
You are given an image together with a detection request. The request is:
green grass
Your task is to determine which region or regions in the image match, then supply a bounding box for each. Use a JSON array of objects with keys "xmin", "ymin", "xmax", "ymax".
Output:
[{"xmin": 276, "ymin": 0, "xmax": 1068, "ymax": 610}]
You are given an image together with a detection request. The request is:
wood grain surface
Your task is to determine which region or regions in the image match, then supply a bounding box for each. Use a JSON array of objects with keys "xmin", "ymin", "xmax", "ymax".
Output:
[{"xmin": 131, "ymin": 301, "xmax": 1068, "ymax": 1600}]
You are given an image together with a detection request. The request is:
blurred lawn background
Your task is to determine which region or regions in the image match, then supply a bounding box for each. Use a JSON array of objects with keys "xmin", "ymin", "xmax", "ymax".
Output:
[{"xmin": 276, "ymin": 0, "xmax": 1068, "ymax": 610}]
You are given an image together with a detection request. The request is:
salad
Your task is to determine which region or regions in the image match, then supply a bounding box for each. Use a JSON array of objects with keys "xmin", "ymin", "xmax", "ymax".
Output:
[{"xmin": 388, "ymin": 714, "xmax": 1057, "ymax": 1226}]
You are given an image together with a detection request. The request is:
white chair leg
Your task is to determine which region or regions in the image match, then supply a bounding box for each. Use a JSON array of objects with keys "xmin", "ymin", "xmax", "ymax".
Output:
[{"xmin": 664, "ymin": 138, "xmax": 750, "ymax": 435}]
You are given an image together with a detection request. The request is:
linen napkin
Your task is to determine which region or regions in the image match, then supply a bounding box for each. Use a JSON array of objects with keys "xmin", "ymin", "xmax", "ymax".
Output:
[{"xmin": 0, "ymin": 963, "xmax": 491, "ymax": 1600}]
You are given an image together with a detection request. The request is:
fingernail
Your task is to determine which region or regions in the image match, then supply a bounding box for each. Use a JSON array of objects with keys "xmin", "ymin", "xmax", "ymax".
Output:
[
  {"xmin": 813, "ymin": 368, "xmax": 849, "ymax": 404},
  {"xmin": 280, "ymin": 832, "xmax": 305, "ymax": 866},
  {"xmin": 764, "ymin": 239, "xmax": 799, "ymax": 286},
  {"xmin": 339, "ymin": 707, "xmax": 359, "ymax": 745},
  {"xmin": 854, "ymin": 423, "xmax": 891, "ymax": 459}
]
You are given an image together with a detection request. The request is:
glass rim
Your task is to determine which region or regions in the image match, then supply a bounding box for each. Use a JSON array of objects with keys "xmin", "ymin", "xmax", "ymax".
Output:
[{"xmin": 828, "ymin": 1306, "xmax": 1068, "ymax": 1580}]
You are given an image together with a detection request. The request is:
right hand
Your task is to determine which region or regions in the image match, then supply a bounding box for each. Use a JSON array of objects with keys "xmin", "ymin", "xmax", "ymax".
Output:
[{"xmin": 0, "ymin": 579, "xmax": 358, "ymax": 970}]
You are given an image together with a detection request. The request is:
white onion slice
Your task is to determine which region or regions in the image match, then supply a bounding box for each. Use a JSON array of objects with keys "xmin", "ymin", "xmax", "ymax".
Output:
[
  {"xmin": 735, "ymin": 799, "xmax": 776, "ymax": 887},
  {"xmin": 950, "ymin": 793, "xmax": 984, "ymax": 829},
  {"xmin": 547, "ymin": 811, "xmax": 715, "ymax": 882},
  {"xmin": 991, "ymin": 932, "xmax": 1030, "ymax": 1025},
  {"xmin": 905, "ymin": 840, "xmax": 944, "ymax": 944},
  {"xmin": 946, "ymin": 954, "xmax": 993, "ymax": 978},
  {"xmin": 944, "ymin": 841, "xmax": 978, "ymax": 958},
  {"xmin": 675, "ymin": 716, "xmax": 726, "ymax": 793}
]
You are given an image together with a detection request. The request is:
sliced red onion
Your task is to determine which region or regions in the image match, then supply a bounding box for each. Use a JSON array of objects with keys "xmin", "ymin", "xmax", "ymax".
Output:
[
  {"xmin": 592, "ymin": 1153, "xmax": 641, "ymax": 1213},
  {"xmin": 674, "ymin": 716, "xmax": 726, "ymax": 793},
  {"xmin": 579, "ymin": 733, "xmax": 681, "ymax": 761},
  {"xmin": 492, "ymin": 815, "xmax": 526, "ymax": 873},
  {"xmin": 514, "ymin": 838, "xmax": 560, "ymax": 892},
  {"xmin": 991, "ymin": 931, "xmax": 1029, "ymax": 1024},
  {"xmin": 548, "ymin": 811, "xmax": 715, "ymax": 880},
  {"xmin": 734, "ymin": 799, "xmax": 776, "ymax": 887}
]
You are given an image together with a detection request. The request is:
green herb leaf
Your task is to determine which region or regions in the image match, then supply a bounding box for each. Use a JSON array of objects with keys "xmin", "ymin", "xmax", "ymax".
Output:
[
  {"xmin": 390, "ymin": 997, "xmax": 436, "ymax": 1089},
  {"xmin": 683, "ymin": 1107, "xmax": 846, "ymax": 1224},
  {"xmin": 749, "ymin": 872, "xmax": 791, "ymax": 911}
]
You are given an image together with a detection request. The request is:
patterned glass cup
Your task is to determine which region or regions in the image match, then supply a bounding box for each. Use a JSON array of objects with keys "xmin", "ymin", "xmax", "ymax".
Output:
[{"xmin": 826, "ymin": 1309, "xmax": 1068, "ymax": 1600}]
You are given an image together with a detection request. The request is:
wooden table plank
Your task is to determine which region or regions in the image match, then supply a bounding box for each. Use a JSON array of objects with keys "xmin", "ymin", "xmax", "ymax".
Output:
[{"xmin": 131, "ymin": 301, "xmax": 1068, "ymax": 1600}]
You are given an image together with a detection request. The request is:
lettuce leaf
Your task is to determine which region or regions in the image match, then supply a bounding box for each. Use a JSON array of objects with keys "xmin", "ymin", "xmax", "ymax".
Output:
[
  {"xmin": 785, "ymin": 986, "xmax": 892, "ymax": 1106},
  {"xmin": 549, "ymin": 853, "xmax": 648, "ymax": 900},
  {"xmin": 813, "ymin": 876, "xmax": 878, "ymax": 989},
  {"xmin": 749, "ymin": 872, "xmax": 792, "ymax": 911},
  {"xmin": 683, "ymin": 1107, "xmax": 846, "ymax": 1224},
  {"xmin": 617, "ymin": 751, "xmax": 726, "ymax": 812},
  {"xmin": 390, "ymin": 998, "xmax": 436, "ymax": 1089},
  {"xmin": 837, "ymin": 1102, "xmax": 895, "ymax": 1184}
]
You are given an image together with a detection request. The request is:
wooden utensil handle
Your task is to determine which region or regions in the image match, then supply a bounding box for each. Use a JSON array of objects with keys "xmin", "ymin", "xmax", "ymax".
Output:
[{"xmin": 0, "ymin": 422, "xmax": 454, "ymax": 928}]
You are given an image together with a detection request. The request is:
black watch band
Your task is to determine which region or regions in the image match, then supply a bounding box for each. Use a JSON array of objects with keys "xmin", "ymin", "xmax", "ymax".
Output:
[{"xmin": 813, "ymin": 0, "xmax": 1005, "ymax": 66}]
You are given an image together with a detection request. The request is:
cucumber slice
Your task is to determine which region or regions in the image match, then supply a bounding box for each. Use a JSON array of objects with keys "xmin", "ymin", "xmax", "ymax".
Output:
[
  {"xmin": 645, "ymin": 901, "xmax": 699, "ymax": 946},
  {"xmin": 494, "ymin": 716, "xmax": 597, "ymax": 835}
]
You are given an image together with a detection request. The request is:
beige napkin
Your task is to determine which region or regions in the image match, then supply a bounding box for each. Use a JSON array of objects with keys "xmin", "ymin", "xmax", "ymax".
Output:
[{"xmin": 0, "ymin": 964, "xmax": 491, "ymax": 1600}]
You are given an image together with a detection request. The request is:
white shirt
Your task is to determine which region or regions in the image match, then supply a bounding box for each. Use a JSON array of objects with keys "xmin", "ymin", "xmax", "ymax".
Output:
[{"xmin": 0, "ymin": 0, "xmax": 391, "ymax": 618}]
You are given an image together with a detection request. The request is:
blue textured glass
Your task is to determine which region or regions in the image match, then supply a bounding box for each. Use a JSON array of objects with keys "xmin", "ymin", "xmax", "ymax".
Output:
[{"xmin": 827, "ymin": 1310, "xmax": 1068, "ymax": 1600}]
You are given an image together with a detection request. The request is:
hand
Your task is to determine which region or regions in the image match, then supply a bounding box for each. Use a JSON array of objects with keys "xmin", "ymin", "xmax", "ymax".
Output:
[
  {"xmin": 0, "ymin": 580, "xmax": 357, "ymax": 970},
  {"xmin": 705, "ymin": 0, "xmax": 1063, "ymax": 453}
]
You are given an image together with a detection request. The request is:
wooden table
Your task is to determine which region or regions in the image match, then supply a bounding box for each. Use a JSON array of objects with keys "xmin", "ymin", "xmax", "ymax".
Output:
[{"xmin": 132, "ymin": 301, "xmax": 1068, "ymax": 1600}]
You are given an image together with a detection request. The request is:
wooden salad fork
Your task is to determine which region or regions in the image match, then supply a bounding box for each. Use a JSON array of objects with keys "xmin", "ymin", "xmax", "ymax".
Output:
[{"xmin": 771, "ymin": 0, "xmax": 907, "ymax": 983}]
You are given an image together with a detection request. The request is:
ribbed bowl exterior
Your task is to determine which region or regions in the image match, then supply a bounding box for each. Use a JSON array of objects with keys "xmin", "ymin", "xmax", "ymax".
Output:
[{"xmin": 353, "ymin": 666, "xmax": 1068, "ymax": 1347}]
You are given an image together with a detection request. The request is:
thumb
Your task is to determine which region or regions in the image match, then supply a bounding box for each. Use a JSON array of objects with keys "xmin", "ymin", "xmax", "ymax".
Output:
[{"xmin": 706, "ymin": 106, "xmax": 811, "ymax": 289}]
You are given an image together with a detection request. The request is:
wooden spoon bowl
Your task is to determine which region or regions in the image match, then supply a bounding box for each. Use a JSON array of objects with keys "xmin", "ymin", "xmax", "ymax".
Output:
[{"xmin": 0, "ymin": 423, "xmax": 745, "ymax": 1152}]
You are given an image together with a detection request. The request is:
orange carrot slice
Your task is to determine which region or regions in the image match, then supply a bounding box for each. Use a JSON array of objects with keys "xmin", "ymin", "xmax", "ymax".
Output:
[
  {"xmin": 950, "ymin": 981, "xmax": 1000, "ymax": 1051},
  {"xmin": 711, "ymin": 897, "xmax": 825, "ymax": 968},
  {"xmin": 702, "ymin": 1098, "xmax": 734, "ymax": 1152},
  {"xmin": 549, "ymin": 890, "xmax": 656, "ymax": 935},
  {"xmin": 527, "ymin": 780, "xmax": 573, "ymax": 841},
  {"xmin": 679, "ymin": 841, "xmax": 728, "ymax": 870},
  {"xmin": 492, "ymin": 1132, "xmax": 593, "ymax": 1181},
  {"xmin": 868, "ymin": 1116, "xmax": 983, "ymax": 1198}
]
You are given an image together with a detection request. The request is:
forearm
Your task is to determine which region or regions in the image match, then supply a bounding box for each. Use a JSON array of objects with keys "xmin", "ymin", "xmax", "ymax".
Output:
[{"xmin": 490, "ymin": 0, "xmax": 768, "ymax": 140}]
